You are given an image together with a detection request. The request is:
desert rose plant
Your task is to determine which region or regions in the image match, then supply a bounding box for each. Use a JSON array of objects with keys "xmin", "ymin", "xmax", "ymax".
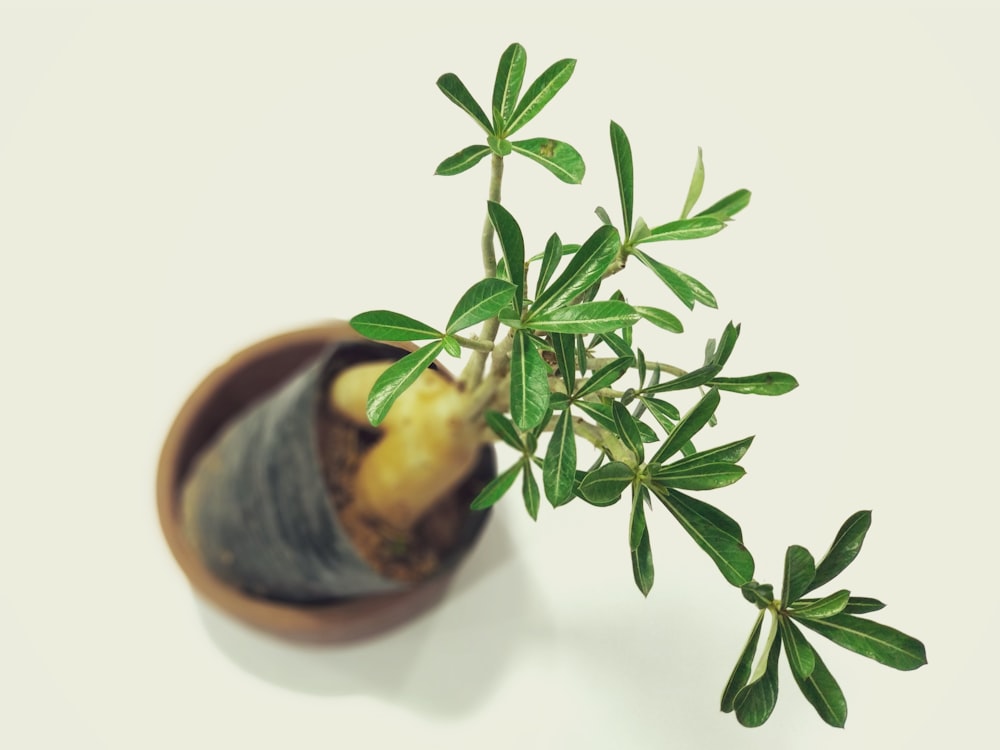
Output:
[{"xmin": 340, "ymin": 43, "xmax": 926, "ymax": 727}]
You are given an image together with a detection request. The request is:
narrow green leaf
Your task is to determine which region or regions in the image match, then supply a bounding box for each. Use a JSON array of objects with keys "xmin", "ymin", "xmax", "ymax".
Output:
[
  {"xmin": 641, "ymin": 216, "xmax": 725, "ymax": 243},
  {"xmin": 695, "ymin": 188, "xmax": 751, "ymax": 221},
  {"xmin": 779, "ymin": 616, "xmax": 816, "ymax": 680},
  {"xmin": 634, "ymin": 305, "xmax": 683, "ymax": 333},
  {"xmin": 809, "ymin": 511, "xmax": 872, "ymax": 592},
  {"xmin": 484, "ymin": 410, "xmax": 524, "ymax": 450},
  {"xmin": 636, "ymin": 349, "xmax": 647, "ymax": 386},
  {"xmin": 532, "ymin": 224, "xmax": 620, "ymax": 315},
  {"xmin": 710, "ymin": 373, "xmax": 799, "ymax": 396},
  {"xmin": 653, "ymin": 461, "xmax": 745, "ymax": 491},
  {"xmin": 536, "ymin": 233, "xmax": 563, "ymax": 298},
  {"xmin": 638, "ymin": 396, "xmax": 680, "ymax": 429},
  {"xmin": 436, "ymin": 73, "xmax": 492, "ymax": 133},
  {"xmin": 631, "ymin": 249, "xmax": 719, "ymax": 309},
  {"xmin": 366, "ymin": 341, "xmax": 445, "ymax": 426},
  {"xmin": 782, "ymin": 545, "xmax": 817, "ymax": 608},
  {"xmin": 350, "ymin": 310, "xmax": 441, "ymax": 342},
  {"xmin": 786, "ymin": 590, "xmax": 850, "ymax": 620},
  {"xmin": 795, "ymin": 613, "xmax": 928, "ymax": 671},
  {"xmin": 612, "ymin": 401, "xmax": 644, "ymax": 462},
  {"xmin": 575, "ymin": 356, "xmax": 632, "ymax": 398},
  {"xmin": 446, "ymin": 278, "xmax": 516, "ymax": 334},
  {"xmin": 721, "ymin": 611, "xmax": 766, "ymax": 713},
  {"xmin": 843, "ymin": 597, "xmax": 887, "ymax": 615},
  {"xmin": 510, "ymin": 330, "xmax": 550, "ymax": 430},
  {"xmin": 680, "ymin": 146, "xmax": 705, "ymax": 220},
  {"xmin": 505, "ymin": 58, "xmax": 576, "ymax": 135},
  {"xmin": 528, "ymin": 300, "xmax": 638, "ymax": 334},
  {"xmin": 551, "ymin": 332, "xmax": 576, "ymax": 392},
  {"xmin": 741, "ymin": 581, "xmax": 775, "ymax": 609},
  {"xmin": 578, "ymin": 461, "xmax": 633, "ymax": 506},
  {"xmin": 664, "ymin": 436, "xmax": 754, "ymax": 470},
  {"xmin": 492, "ymin": 42, "xmax": 527, "ymax": 125},
  {"xmin": 442, "ymin": 335, "xmax": 461, "ymax": 357},
  {"xmin": 609, "ymin": 121, "xmax": 634, "ymax": 234},
  {"xmin": 653, "ymin": 487, "xmax": 753, "ymax": 586},
  {"xmin": 487, "ymin": 201, "xmax": 525, "ymax": 313},
  {"xmin": 630, "ymin": 492, "xmax": 654, "ymax": 596},
  {"xmin": 644, "ymin": 364, "xmax": 722, "ymax": 394},
  {"xmin": 629, "ymin": 488, "xmax": 646, "ymax": 550},
  {"xmin": 470, "ymin": 461, "xmax": 521, "ymax": 510},
  {"xmin": 651, "ymin": 387, "xmax": 720, "ymax": 463},
  {"xmin": 790, "ymin": 644, "xmax": 848, "ymax": 728},
  {"xmin": 711, "ymin": 322, "xmax": 741, "ymax": 367},
  {"xmin": 734, "ymin": 630, "xmax": 781, "ymax": 727},
  {"xmin": 511, "ymin": 138, "xmax": 585, "ymax": 184},
  {"xmin": 544, "ymin": 409, "xmax": 577, "ymax": 507},
  {"xmin": 596, "ymin": 330, "xmax": 632, "ymax": 359},
  {"xmin": 522, "ymin": 459, "xmax": 540, "ymax": 520},
  {"xmin": 435, "ymin": 144, "xmax": 492, "ymax": 176},
  {"xmin": 487, "ymin": 134, "xmax": 513, "ymax": 156},
  {"xmin": 595, "ymin": 205, "xmax": 613, "ymax": 226}
]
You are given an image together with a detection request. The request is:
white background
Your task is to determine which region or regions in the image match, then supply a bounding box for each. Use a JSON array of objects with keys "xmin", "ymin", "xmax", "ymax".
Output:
[{"xmin": 2, "ymin": 1, "xmax": 998, "ymax": 748}]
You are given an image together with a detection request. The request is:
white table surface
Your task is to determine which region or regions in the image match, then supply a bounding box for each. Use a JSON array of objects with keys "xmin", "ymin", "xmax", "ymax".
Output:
[{"xmin": 3, "ymin": 2, "xmax": 997, "ymax": 748}]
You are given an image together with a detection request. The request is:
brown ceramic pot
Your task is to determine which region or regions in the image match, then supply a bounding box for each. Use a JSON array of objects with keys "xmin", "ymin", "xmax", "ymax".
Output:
[{"xmin": 157, "ymin": 322, "xmax": 494, "ymax": 643}]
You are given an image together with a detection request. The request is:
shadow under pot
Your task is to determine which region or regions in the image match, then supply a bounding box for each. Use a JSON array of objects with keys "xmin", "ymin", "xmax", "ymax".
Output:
[{"xmin": 157, "ymin": 323, "xmax": 495, "ymax": 642}]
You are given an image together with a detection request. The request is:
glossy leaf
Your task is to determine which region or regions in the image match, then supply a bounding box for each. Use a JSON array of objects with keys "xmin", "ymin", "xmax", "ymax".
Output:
[
  {"xmin": 630, "ymin": 491, "xmax": 654, "ymax": 596},
  {"xmin": 664, "ymin": 436, "xmax": 754, "ymax": 470},
  {"xmin": 505, "ymin": 58, "xmax": 576, "ymax": 135},
  {"xmin": 613, "ymin": 401, "xmax": 644, "ymax": 462},
  {"xmin": 641, "ymin": 216, "xmax": 725, "ymax": 243},
  {"xmin": 544, "ymin": 409, "xmax": 577, "ymax": 507},
  {"xmin": 644, "ymin": 364, "xmax": 722, "ymax": 394},
  {"xmin": 435, "ymin": 144, "xmax": 492, "ymax": 176},
  {"xmin": 442, "ymin": 335, "xmax": 461, "ymax": 357},
  {"xmin": 610, "ymin": 121, "xmax": 634, "ymax": 234},
  {"xmin": 711, "ymin": 322, "xmax": 741, "ymax": 367},
  {"xmin": 446, "ymin": 278, "xmax": 516, "ymax": 334},
  {"xmin": 492, "ymin": 43, "xmax": 527, "ymax": 125},
  {"xmin": 721, "ymin": 611, "xmax": 766, "ymax": 713},
  {"xmin": 651, "ymin": 387, "xmax": 720, "ymax": 463},
  {"xmin": 695, "ymin": 188, "xmax": 751, "ymax": 221},
  {"xmin": 470, "ymin": 461, "xmax": 521, "ymax": 510},
  {"xmin": 366, "ymin": 341, "xmax": 445, "ymax": 426},
  {"xmin": 436, "ymin": 73, "xmax": 492, "ymax": 133},
  {"xmin": 711, "ymin": 372, "xmax": 799, "ymax": 396},
  {"xmin": 634, "ymin": 305, "xmax": 683, "ymax": 333},
  {"xmin": 680, "ymin": 146, "xmax": 704, "ymax": 219},
  {"xmin": 734, "ymin": 632, "xmax": 781, "ymax": 727},
  {"xmin": 511, "ymin": 138, "xmax": 585, "ymax": 184},
  {"xmin": 532, "ymin": 224, "xmax": 619, "ymax": 315},
  {"xmin": 842, "ymin": 597, "xmax": 887, "ymax": 615},
  {"xmin": 795, "ymin": 613, "xmax": 928, "ymax": 671},
  {"xmin": 790, "ymin": 644, "xmax": 848, "ymax": 728},
  {"xmin": 575, "ymin": 356, "xmax": 633, "ymax": 398},
  {"xmin": 653, "ymin": 461, "xmax": 745, "ymax": 491},
  {"xmin": 510, "ymin": 330, "xmax": 550, "ymax": 430},
  {"xmin": 350, "ymin": 310, "xmax": 441, "ymax": 341},
  {"xmin": 487, "ymin": 134, "xmax": 513, "ymax": 156},
  {"xmin": 529, "ymin": 300, "xmax": 638, "ymax": 334},
  {"xmin": 578, "ymin": 461, "xmax": 633, "ymax": 506},
  {"xmin": 638, "ymin": 396, "xmax": 680, "ymax": 429},
  {"xmin": 594, "ymin": 205, "xmax": 614, "ymax": 226},
  {"xmin": 485, "ymin": 410, "xmax": 524, "ymax": 451},
  {"xmin": 522, "ymin": 460, "xmax": 540, "ymax": 520},
  {"xmin": 536, "ymin": 233, "xmax": 563, "ymax": 298},
  {"xmin": 741, "ymin": 581, "xmax": 775, "ymax": 609},
  {"xmin": 809, "ymin": 511, "xmax": 872, "ymax": 592},
  {"xmin": 487, "ymin": 201, "xmax": 525, "ymax": 313},
  {"xmin": 786, "ymin": 590, "xmax": 850, "ymax": 620},
  {"xmin": 551, "ymin": 332, "xmax": 576, "ymax": 392},
  {"xmin": 779, "ymin": 616, "xmax": 816, "ymax": 680},
  {"xmin": 632, "ymin": 249, "xmax": 717, "ymax": 309},
  {"xmin": 782, "ymin": 545, "xmax": 817, "ymax": 608}
]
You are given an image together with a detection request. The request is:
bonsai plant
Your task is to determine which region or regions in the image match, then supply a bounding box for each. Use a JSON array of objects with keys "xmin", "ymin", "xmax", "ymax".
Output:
[{"xmin": 162, "ymin": 42, "xmax": 926, "ymax": 727}]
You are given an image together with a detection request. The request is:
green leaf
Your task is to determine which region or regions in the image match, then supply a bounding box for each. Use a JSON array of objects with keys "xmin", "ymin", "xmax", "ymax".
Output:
[
  {"xmin": 505, "ymin": 58, "xmax": 576, "ymax": 135},
  {"xmin": 543, "ymin": 409, "xmax": 576, "ymax": 507},
  {"xmin": 741, "ymin": 581, "xmax": 775, "ymax": 609},
  {"xmin": 641, "ymin": 216, "xmax": 725, "ymax": 243},
  {"xmin": 446, "ymin": 278, "xmax": 516, "ymax": 334},
  {"xmin": 510, "ymin": 330, "xmax": 550, "ymax": 430},
  {"xmin": 652, "ymin": 461, "xmax": 745, "ymax": 491},
  {"xmin": 710, "ymin": 373, "xmax": 799, "ymax": 396},
  {"xmin": 492, "ymin": 43, "xmax": 527, "ymax": 125},
  {"xmin": 809, "ymin": 510, "xmax": 872, "ymax": 592},
  {"xmin": 487, "ymin": 134, "xmax": 513, "ymax": 156},
  {"xmin": 790, "ymin": 644, "xmax": 848, "ymax": 728},
  {"xmin": 721, "ymin": 611, "xmax": 766, "ymax": 713},
  {"xmin": 551, "ymin": 332, "xmax": 576, "ymax": 392},
  {"xmin": 629, "ymin": 488, "xmax": 646, "ymax": 549},
  {"xmin": 630, "ymin": 491, "xmax": 654, "ymax": 596},
  {"xmin": 734, "ymin": 630, "xmax": 781, "ymax": 728},
  {"xmin": 442, "ymin": 335, "xmax": 461, "ymax": 357},
  {"xmin": 631, "ymin": 250, "xmax": 717, "ymax": 309},
  {"xmin": 528, "ymin": 300, "xmax": 638, "ymax": 334},
  {"xmin": 695, "ymin": 188, "xmax": 751, "ymax": 221},
  {"xmin": 795, "ymin": 613, "xmax": 928, "ymax": 671},
  {"xmin": 484, "ymin": 411, "xmax": 524, "ymax": 451},
  {"xmin": 711, "ymin": 322, "xmax": 741, "ymax": 367},
  {"xmin": 436, "ymin": 73, "xmax": 492, "ymax": 133},
  {"xmin": 596, "ymin": 330, "xmax": 632, "ymax": 359},
  {"xmin": 609, "ymin": 121, "xmax": 634, "ymax": 235},
  {"xmin": 643, "ymin": 364, "xmax": 722, "ymax": 394},
  {"xmin": 782, "ymin": 545, "xmax": 817, "ymax": 608},
  {"xmin": 595, "ymin": 205, "xmax": 613, "ymax": 226},
  {"xmin": 510, "ymin": 138, "xmax": 585, "ymax": 184},
  {"xmin": 612, "ymin": 401, "xmax": 644, "ymax": 462},
  {"xmin": 842, "ymin": 597, "xmax": 887, "ymax": 615},
  {"xmin": 532, "ymin": 224, "xmax": 620, "ymax": 315},
  {"xmin": 435, "ymin": 144, "xmax": 492, "ymax": 176},
  {"xmin": 365, "ymin": 341, "xmax": 445, "ymax": 426},
  {"xmin": 487, "ymin": 201, "xmax": 525, "ymax": 313},
  {"xmin": 779, "ymin": 616, "xmax": 816, "ymax": 680},
  {"xmin": 786, "ymin": 590, "xmax": 850, "ymax": 620},
  {"xmin": 653, "ymin": 487, "xmax": 753, "ymax": 586},
  {"xmin": 664, "ymin": 436, "xmax": 754, "ymax": 470},
  {"xmin": 638, "ymin": 396, "xmax": 680, "ymax": 429},
  {"xmin": 575, "ymin": 356, "xmax": 633, "ymax": 398},
  {"xmin": 522, "ymin": 459, "xmax": 540, "ymax": 520},
  {"xmin": 350, "ymin": 310, "xmax": 441, "ymax": 342},
  {"xmin": 651, "ymin": 387, "xmax": 720, "ymax": 463},
  {"xmin": 578, "ymin": 461, "xmax": 633, "ymax": 506},
  {"xmin": 680, "ymin": 146, "xmax": 704, "ymax": 220},
  {"xmin": 634, "ymin": 305, "xmax": 683, "ymax": 333},
  {"xmin": 536, "ymin": 233, "xmax": 563, "ymax": 298},
  {"xmin": 470, "ymin": 461, "xmax": 521, "ymax": 510}
]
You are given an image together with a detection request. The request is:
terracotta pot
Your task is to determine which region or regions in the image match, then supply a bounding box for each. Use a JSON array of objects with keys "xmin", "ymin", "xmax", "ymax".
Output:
[{"xmin": 157, "ymin": 322, "xmax": 495, "ymax": 642}]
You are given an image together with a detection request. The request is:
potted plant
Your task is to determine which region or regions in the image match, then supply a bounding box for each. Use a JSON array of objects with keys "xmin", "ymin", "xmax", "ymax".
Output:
[{"xmin": 158, "ymin": 43, "xmax": 926, "ymax": 727}]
